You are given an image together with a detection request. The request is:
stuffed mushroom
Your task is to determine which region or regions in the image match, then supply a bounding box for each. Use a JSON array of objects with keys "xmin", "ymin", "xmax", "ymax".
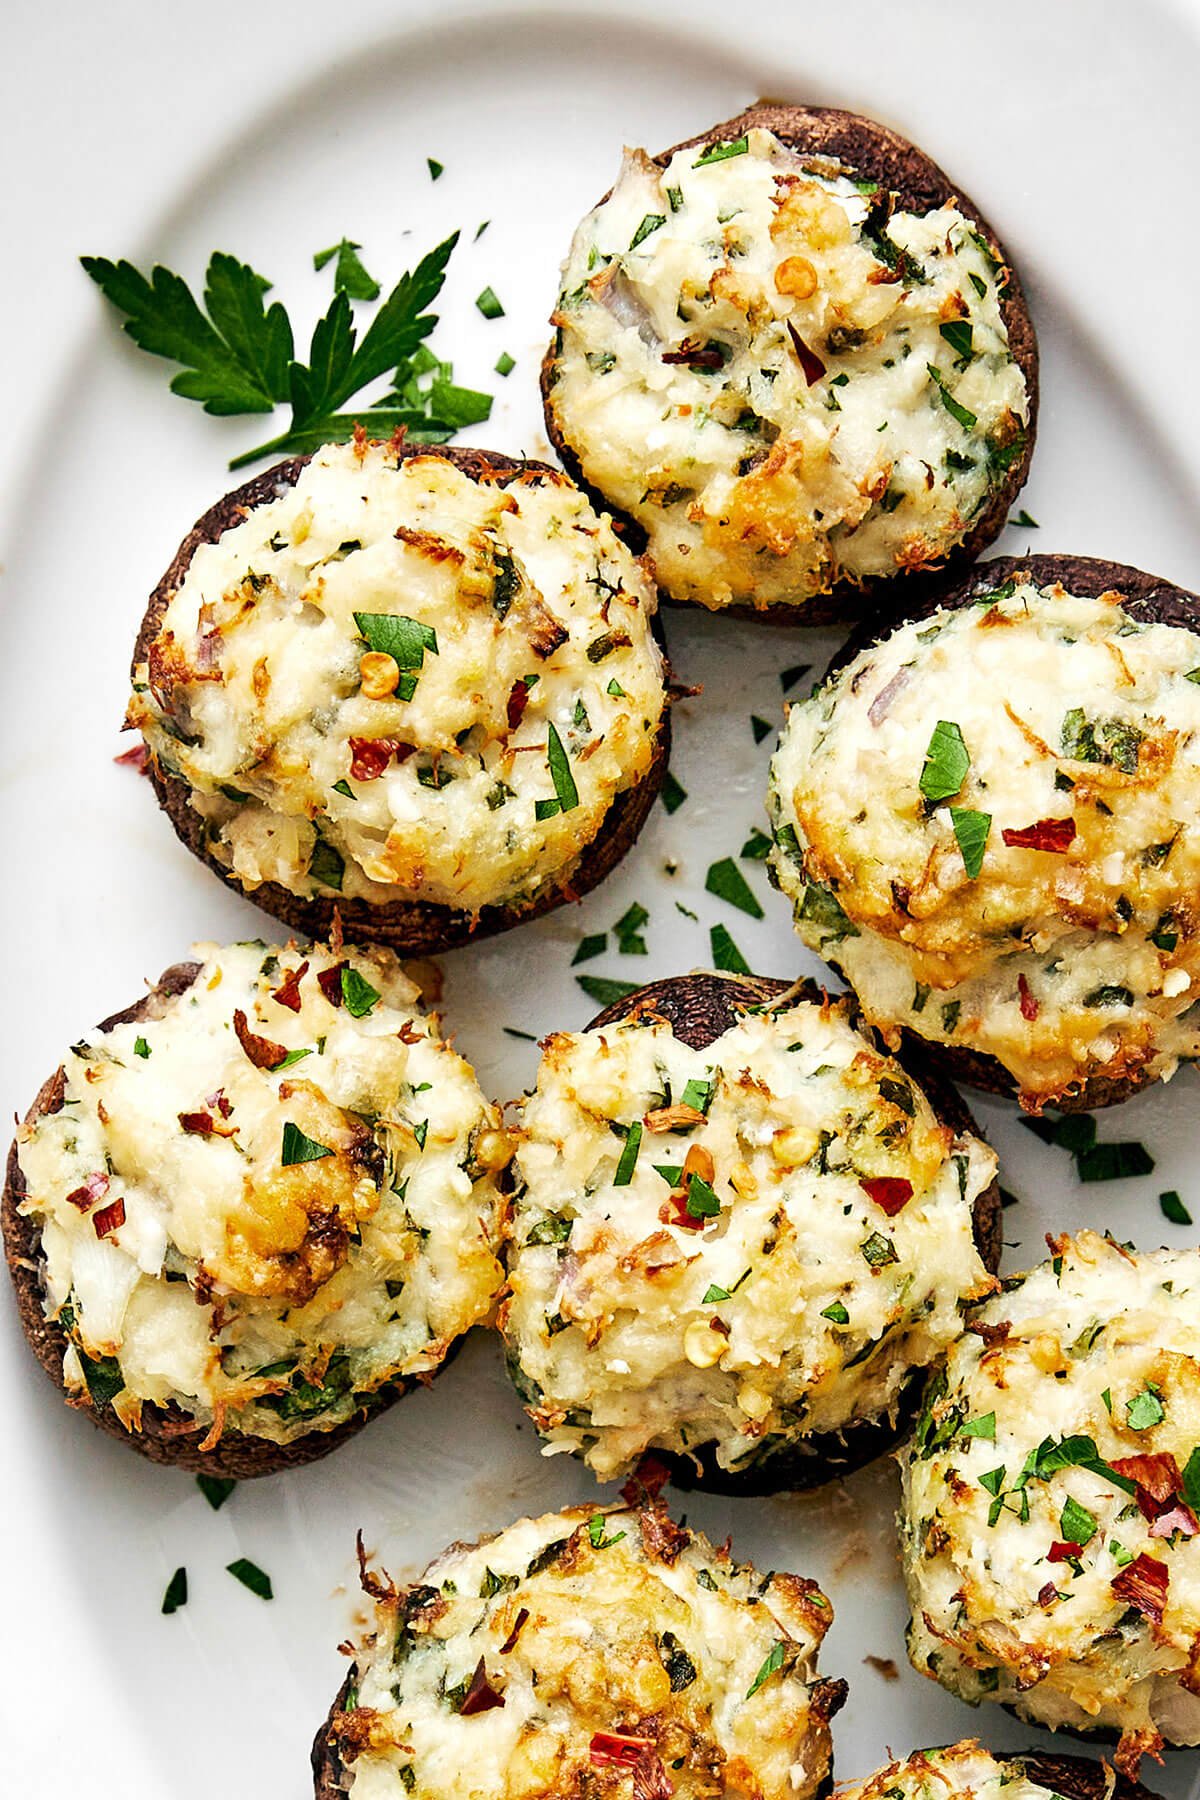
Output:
[
  {"xmin": 900, "ymin": 1230, "xmax": 1200, "ymax": 1772},
  {"xmin": 838, "ymin": 1740, "xmax": 1160, "ymax": 1800},
  {"xmin": 312, "ymin": 1500, "xmax": 846, "ymax": 1799},
  {"xmin": 768, "ymin": 555, "xmax": 1200, "ymax": 1111},
  {"xmin": 500, "ymin": 972, "xmax": 999, "ymax": 1493},
  {"xmin": 129, "ymin": 440, "xmax": 671, "ymax": 953},
  {"xmin": 3, "ymin": 940, "xmax": 509, "ymax": 1475},
  {"xmin": 543, "ymin": 104, "xmax": 1036, "ymax": 619}
]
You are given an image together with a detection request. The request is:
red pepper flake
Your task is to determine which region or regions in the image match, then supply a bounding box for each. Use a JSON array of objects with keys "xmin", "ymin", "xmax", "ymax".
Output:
[
  {"xmin": 1150, "ymin": 1502, "xmax": 1198, "ymax": 1541},
  {"xmin": 661, "ymin": 339, "xmax": 723, "ymax": 370},
  {"xmin": 634, "ymin": 1754, "xmax": 673, "ymax": 1800},
  {"xmin": 621, "ymin": 1452, "xmax": 671, "ymax": 1508},
  {"xmin": 498, "ymin": 1607, "xmax": 529, "ymax": 1655},
  {"xmin": 318, "ymin": 963, "xmax": 347, "ymax": 1007},
  {"xmin": 506, "ymin": 681, "xmax": 531, "ymax": 731},
  {"xmin": 113, "ymin": 742, "xmax": 149, "ymax": 774},
  {"xmin": 1037, "ymin": 1581, "xmax": 1059, "ymax": 1606},
  {"xmin": 1047, "ymin": 1541, "xmax": 1081, "ymax": 1564},
  {"xmin": 397, "ymin": 1021, "xmax": 422, "ymax": 1046},
  {"xmin": 179, "ymin": 1111, "xmax": 216, "ymax": 1136},
  {"xmin": 458, "ymin": 1658, "xmax": 505, "ymax": 1716},
  {"xmin": 590, "ymin": 1732, "xmax": 656, "ymax": 1769},
  {"xmin": 348, "ymin": 737, "xmax": 414, "ymax": 782},
  {"xmin": 93, "ymin": 1196, "xmax": 126, "ymax": 1239},
  {"xmin": 860, "ymin": 1176, "xmax": 914, "ymax": 1216},
  {"xmin": 273, "ymin": 960, "xmax": 309, "ymax": 1012},
  {"xmin": 1111, "ymin": 1552, "xmax": 1168, "ymax": 1622},
  {"xmin": 1113, "ymin": 1453, "xmax": 1181, "ymax": 1513},
  {"xmin": 232, "ymin": 1009, "xmax": 288, "ymax": 1071},
  {"xmin": 1001, "ymin": 818, "xmax": 1077, "ymax": 853},
  {"xmin": 65, "ymin": 1172, "xmax": 110, "ymax": 1212},
  {"xmin": 208, "ymin": 1088, "xmax": 233, "ymax": 1120},
  {"xmin": 1017, "ymin": 973, "xmax": 1039, "ymax": 1021},
  {"xmin": 787, "ymin": 321, "xmax": 826, "ymax": 385}
]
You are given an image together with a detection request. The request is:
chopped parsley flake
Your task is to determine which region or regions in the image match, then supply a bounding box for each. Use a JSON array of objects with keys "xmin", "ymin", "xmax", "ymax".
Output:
[
  {"xmin": 949, "ymin": 807, "xmax": 990, "ymax": 879},
  {"xmin": 919, "ymin": 719, "xmax": 969, "ymax": 804},
  {"xmin": 613, "ymin": 1121, "xmax": 643, "ymax": 1187},
  {"xmin": 705, "ymin": 857, "xmax": 764, "ymax": 918},
  {"xmin": 745, "ymin": 1639, "xmax": 786, "ymax": 1698},
  {"xmin": 572, "ymin": 933, "xmax": 607, "ymax": 965},
  {"xmin": 576, "ymin": 975, "xmax": 639, "ymax": 1007},
  {"xmin": 660, "ymin": 771, "xmax": 687, "ymax": 814},
  {"xmin": 196, "ymin": 1475, "xmax": 236, "ymax": 1511},
  {"xmin": 475, "ymin": 286, "xmax": 504, "ymax": 319},
  {"xmin": 1161, "ymin": 1190, "xmax": 1193, "ymax": 1226},
  {"xmin": 226, "ymin": 1558, "xmax": 273, "ymax": 1600},
  {"xmin": 162, "ymin": 1567, "xmax": 188, "ymax": 1614},
  {"xmin": 280, "ymin": 1122, "xmax": 334, "ymax": 1166},
  {"xmin": 710, "ymin": 923, "xmax": 750, "ymax": 974},
  {"xmin": 1127, "ymin": 1387, "xmax": 1165, "ymax": 1431},
  {"xmin": 133, "ymin": 1037, "xmax": 151, "ymax": 1059}
]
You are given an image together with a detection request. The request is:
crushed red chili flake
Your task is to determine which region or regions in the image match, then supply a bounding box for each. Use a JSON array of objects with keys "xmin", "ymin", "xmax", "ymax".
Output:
[
  {"xmin": 1037, "ymin": 1581, "xmax": 1059, "ymax": 1606},
  {"xmin": 318, "ymin": 963, "xmax": 348, "ymax": 1006},
  {"xmin": 113, "ymin": 742, "xmax": 150, "ymax": 774},
  {"xmin": 859, "ymin": 1176, "xmax": 913, "ymax": 1216},
  {"xmin": 232, "ymin": 1009, "xmax": 288, "ymax": 1071},
  {"xmin": 1001, "ymin": 818, "xmax": 1077, "ymax": 853},
  {"xmin": 590, "ymin": 1732, "xmax": 656, "ymax": 1768},
  {"xmin": 93, "ymin": 1196, "xmax": 126, "ymax": 1238},
  {"xmin": 397, "ymin": 1021, "xmax": 422, "ymax": 1046},
  {"xmin": 65, "ymin": 1172, "xmax": 110, "ymax": 1212},
  {"xmin": 274, "ymin": 960, "xmax": 309, "ymax": 1012},
  {"xmin": 1047, "ymin": 1542, "xmax": 1081, "ymax": 1564},
  {"xmin": 787, "ymin": 322, "xmax": 826, "ymax": 386},
  {"xmin": 661, "ymin": 339, "xmax": 723, "ymax": 370},
  {"xmin": 208, "ymin": 1089, "xmax": 233, "ymax": 1119},
  {"xmin": 633, "ymin": 1752, "xmax": 673, "ymax": 1800},
  {"xmin": 1113, "ymin": 1453, "xmax": 1181, "ymax": 1513},
  {"xmin": 349, "ymin": 737, "xmax": 414, "ymax": 782},
  {"xmin": 621, "ymin": 1452, "xmax": 671, "ymax": 1508},
  {"xmin": 1017, "ymin": 973, "xmax": 1039, "ymax": 1021},
  {"xmin": 178, "ymin": 1111, "xmax": 216, "ymax": 1136},
  {"xmin": 458, "ymin": 1658, "xmax": 505, "ymax": 1716},
  {"xmin": 1150, "ymin": 1502, "xmax": 1198, "ymax": 1541},
  {"xmin": 1111, "ymin": 1552, "xmax": 1168, "ymax": 1622},
  {"xmin": 499, "ymin": 1607, "xmax": 529, "ymax": 1655},
  {"xmin": 506, "ymin": 682, "xmax": 531, "ymax": 731}
]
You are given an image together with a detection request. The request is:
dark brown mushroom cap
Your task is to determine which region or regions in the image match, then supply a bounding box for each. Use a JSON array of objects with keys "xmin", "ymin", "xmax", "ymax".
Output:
[
  {"xmin": 542, "ymin": 102, "xmax": 1039, "ymax": 625},
  {"xmin": 1015, "ymin": 1748, "xmax": 1167, "ymax": 1794},
  {"xmin": 814, "ymin": 553, "xmax": 1200, "ymax": 1111},
  {"xmin": 2, "ymin": 960, "xmax": 443, "ymax": 1478},
  {"xmin": 133, "ymin": 444, "xmax": 671, "ymax": 955},
  {"xmin": 505, "ymin": 969, "xmax": 1001, "ymax": 1497}
]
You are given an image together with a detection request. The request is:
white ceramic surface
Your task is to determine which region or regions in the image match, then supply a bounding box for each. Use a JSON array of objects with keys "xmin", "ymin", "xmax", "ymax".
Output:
[{"xmin": 2, "ymin": 2, "xmax": 1199, "ymax": 1794}]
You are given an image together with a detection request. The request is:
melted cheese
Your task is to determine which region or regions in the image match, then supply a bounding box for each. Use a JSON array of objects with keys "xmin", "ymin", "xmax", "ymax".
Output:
[
  {"xmin": 839, "ymin": 1741, "xmax": 1063, "ymax": 1800},
  {"xmin": 338, "ymin": 1503, "xmax": 840, "ymax": 1800},
  {"xmin": 769, "ymin": 579, "xmax": 1200, "ymax": 1108},
  {"xmin": 546, "ymin": 128, "xmax": 1027, "ymax": 612},
  {"xmin": 130, "ymin": 444, "xmax": 667, "ymax": 914},
  {"xmin": 900, "ymin": 1232, "xmax": 1200, "ymax": 1759},
  {"xmin": 16, "ymin": 941, "xmax": 507, "ymax": 1444},
  {"xmin": 501, "ymin": 994, "xmax": 995, "ymax": 1480}
]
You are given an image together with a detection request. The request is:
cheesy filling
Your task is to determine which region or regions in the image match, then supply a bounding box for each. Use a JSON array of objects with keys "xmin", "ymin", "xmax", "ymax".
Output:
[
  {"xmin": 900, "ymin": 1233, "xmax": 1200, "ymax": 1762},
  {"xmin": 546, "ymin": 126, "xmax": 1027, "ymax": 611},
  {"xmin": 130, "ymin": 444, "xmax": 667, "ymax": 914},
  {"xmin": 15, "ymin": 942, "xmax": 507, "ymax": 1443},
  {"xmin": 501, "ymin": 994, "xmax": 995, "ymax": 1480},
  {"xmin": 336, "ymin": 1503, "xmax": 841, "ymax": 1800},
  {"xmin": 838, "ymin": 1742, "xmax": 1065, "ymax": 1800},
  {"xmin": 769, "ymin": 579, "xmax": 1200, "ymax": 1108}
]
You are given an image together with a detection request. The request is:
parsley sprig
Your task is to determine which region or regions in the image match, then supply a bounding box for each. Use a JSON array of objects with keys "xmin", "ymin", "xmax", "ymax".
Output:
[{"xmin": 81, "ymin": 233, "xmax": 491, "ymax": 469}]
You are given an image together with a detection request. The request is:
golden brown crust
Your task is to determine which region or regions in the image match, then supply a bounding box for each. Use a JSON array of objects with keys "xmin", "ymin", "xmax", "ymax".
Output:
[
  {"xmin": 822, "ymin": 554, "xmax": 1200, "ymax": 1112},
  {"xmin": 576, "ymin": 969, "xmax": 1001, "ymax": 1495},
  {"xmin": 132, "ymin": 444, "xmax": 671, "ymax": 955},
  {"xmin": 1, "ymin": 961, "xmax": 429, "ymax": 1478},
  {"xmin": 541, "ymin": 102, "xmax": 1039, "ymax": 626},
  {"xmin": 310, "ymin": 1670, "xmax": 848, "ymax": 1800}
]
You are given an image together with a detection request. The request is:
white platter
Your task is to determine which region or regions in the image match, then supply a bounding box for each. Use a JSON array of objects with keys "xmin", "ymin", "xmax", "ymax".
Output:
[{"xmin": 2, "ymin": 1, "xmax": 1200, "ymax": 1794}]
